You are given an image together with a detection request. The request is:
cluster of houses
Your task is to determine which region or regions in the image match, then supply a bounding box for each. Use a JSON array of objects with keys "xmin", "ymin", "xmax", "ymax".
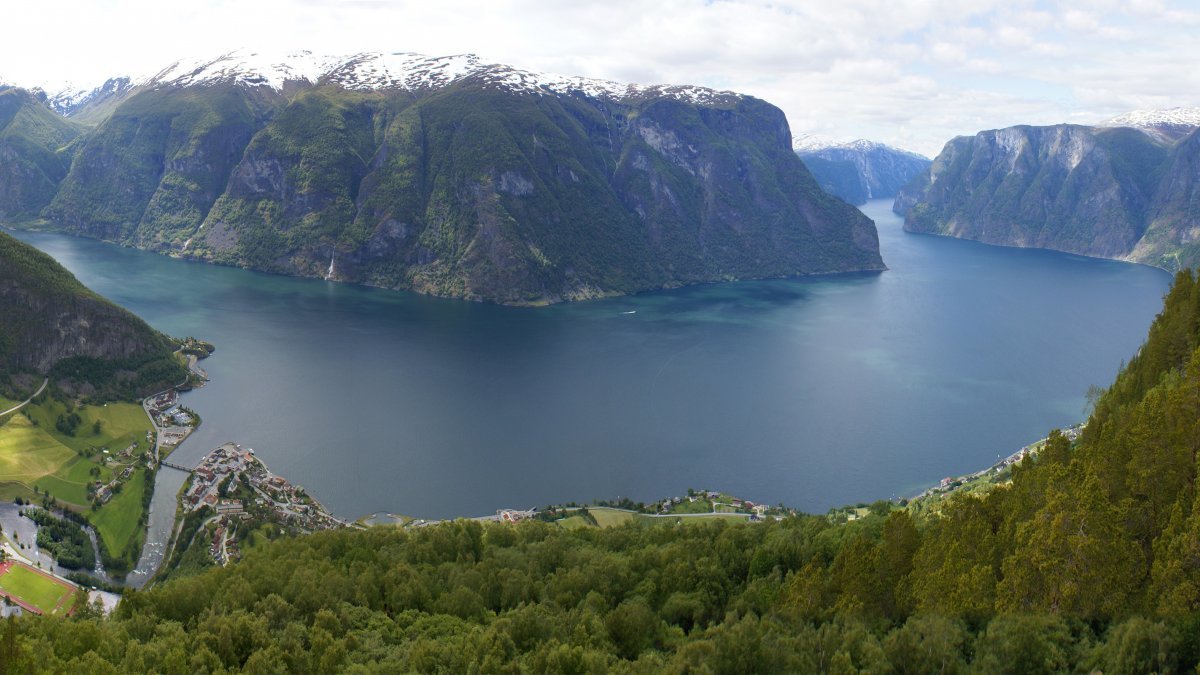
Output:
[
  {"xmin": 147, "ymin": 391, "xmax": 194, "ymax": 428},
  {"xmin": 182, "ymin": 443, "xmax": 255, "ymax": 512},
  {"xmin": 497, "ymin": 509, "xmax": 535, "ymax": 523},
  {"xmin": 651, "ymin": 491, "xmax": 772, "ymax": 519},
  {"xmin": 181, "ymin": 443, "xmax": 344, "ymax": 566},
  {"xmin": 922, "ymin": 423, "xmax": 1088, "ymax": 501},
  {"xmin": 145, "ymin": 390, "xmax": 195, "ymax": 449},
  {"xmin": 90, "ymin": 442, "xmax": 147, "ymax": 505}
]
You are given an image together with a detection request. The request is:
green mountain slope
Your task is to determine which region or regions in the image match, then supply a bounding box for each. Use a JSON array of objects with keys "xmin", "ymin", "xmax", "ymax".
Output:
[
  {"xmin": 0, "ymin": 230, "xmax": 184, "ymax": 400},
  {"xmin": 896, "ymin": 122, "xmax": 1200, "ymax": 270},
  {"xmin": 0, "ymin": 87, "xmax": 82, "ymax": 222},
  {"xmin": 44, "ymin": 84, "xmax": 279, "ymax": 247}
]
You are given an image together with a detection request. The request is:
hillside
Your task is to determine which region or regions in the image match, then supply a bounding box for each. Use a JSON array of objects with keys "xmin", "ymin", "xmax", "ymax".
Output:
[
  {"xmin": 7, "ymin": 50, "xmax": 884, "ymax": 305},
  {"xmin": 9, "ymin": 271, "xmax": 1200, "ymax": 670},
  {"xmin": 0, "ymin": 87, "xmax": 82, "ymax": 222},
  {"xmin": 896, "ymin": 113, "xmax": 1200, "ymax": 269},
  {"xmin": 796, "ymin": 137, "xmax": 930, "ymax": 205},
  {"xmin": 0, "ymin": 230, "xmax": 184, "ymax": 400}
]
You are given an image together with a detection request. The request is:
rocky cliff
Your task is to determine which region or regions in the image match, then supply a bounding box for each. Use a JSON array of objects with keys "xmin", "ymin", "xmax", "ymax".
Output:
[
  {"xmin": 896, "ymin": 118, "xmax": 1200, "ymax": 270},
  {"xmin": 796, "ymin": 138, "xmax": 929, "ymax": 205}
]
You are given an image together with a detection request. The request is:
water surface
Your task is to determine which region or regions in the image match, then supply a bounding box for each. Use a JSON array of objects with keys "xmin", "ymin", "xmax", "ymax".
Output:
[{"xmin": 11, "ymin": 200, "xmax": 1171, "ymax": 518}]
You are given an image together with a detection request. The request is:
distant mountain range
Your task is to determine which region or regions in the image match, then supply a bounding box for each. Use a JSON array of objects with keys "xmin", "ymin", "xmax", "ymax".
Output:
[
  {"xmin": 794, "ymin": 136, "xmax": 930, "ymax": 205},
  {"xmin": 896, "ymin": 107, "xmax": 1200, "ymax": 270},
  {"xmin": 0, "ymin": 50, "xmax": 884, "ymax": 305}
]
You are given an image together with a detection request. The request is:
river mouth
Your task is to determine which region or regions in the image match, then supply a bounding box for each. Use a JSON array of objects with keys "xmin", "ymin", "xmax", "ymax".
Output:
[{"xmin": 8, "ymin": 200, "xmax": 1171, "ymax": 525}]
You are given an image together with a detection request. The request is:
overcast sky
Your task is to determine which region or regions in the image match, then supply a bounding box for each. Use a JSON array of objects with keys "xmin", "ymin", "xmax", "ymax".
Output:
[{"xmin": 3, "ymin": 0, "xmax": 1197, "ymax": 157}]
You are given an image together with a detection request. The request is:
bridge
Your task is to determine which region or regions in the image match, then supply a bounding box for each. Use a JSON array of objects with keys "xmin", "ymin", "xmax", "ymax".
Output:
[{"xmin": 159, "ymin": 461, "xmax": 194, "ymax": 474}]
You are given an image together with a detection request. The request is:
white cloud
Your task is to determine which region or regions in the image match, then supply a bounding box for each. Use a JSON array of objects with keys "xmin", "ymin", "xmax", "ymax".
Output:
[{"xmin": 0, "ymin": 0, "xmax": 1195, "ymax": 157}]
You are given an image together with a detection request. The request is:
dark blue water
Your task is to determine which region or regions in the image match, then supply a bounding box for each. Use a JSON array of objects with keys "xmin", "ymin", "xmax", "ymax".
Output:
[{"xmin": 9, "ymin": 200, "xmax": 1171, "ymax": 518}]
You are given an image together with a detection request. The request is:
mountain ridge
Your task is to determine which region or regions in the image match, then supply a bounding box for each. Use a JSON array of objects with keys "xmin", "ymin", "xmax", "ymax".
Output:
[
  {"xmin": 795, "ymin": 137, "xmax": 929, "ymax": 205},
  {"xmin": 895, "ymin": 113, "xmax": 1200, "ymax": 270}
]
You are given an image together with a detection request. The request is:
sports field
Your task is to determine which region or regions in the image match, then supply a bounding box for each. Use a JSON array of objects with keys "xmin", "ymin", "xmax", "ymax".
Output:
[{"xmin": 0, "ymin": 561, "xmax": 77, "ymax": 615}]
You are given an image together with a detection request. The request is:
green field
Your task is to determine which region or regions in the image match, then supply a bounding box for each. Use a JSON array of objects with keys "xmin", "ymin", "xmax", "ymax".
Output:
[
  {"xmin": 0, "ymin": 564, "xmax": 76, "ymax": 615},
  {"xmin": 23, "ymin": 400, "xmax": 150, "ymax": 456},
  {"xmin": 0, "ymin": 402, "xmax": 150, "ymax": 508},
  {"xmin": 0, "ymin": 415, "xmax": 77, "ymax": 486},
  {"xmin": 556, "ymin": 515, "xmax": 592, "ymax": 530},
  {"xmin": 0, "ymin": 399, "xmax": 154, "ymax": 564},
  {"xmin": 587, "ymin": 507, "xmax": 636, "ymax": 528},
  {"xmin": 91, "ymin": 468, "xmax": 147, "ymax": 557}
]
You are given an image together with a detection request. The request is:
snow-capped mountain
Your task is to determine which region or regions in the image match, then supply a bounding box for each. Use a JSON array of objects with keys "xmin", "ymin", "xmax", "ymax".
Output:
[
  {"xmin": 794, "ymin": 135, "xmax": 929, "ymax": 204},
  {"xmin": 136, "ymin": 49, "xmax": 739, "ymax": 105},
  {"xmin": 41, "ymin": 77, "xmax": 135, "ymax": 117},
  {"xmin": 792, "ymin": 133, "xmax": 853, "ymax": 153},
  {"xmin": 794, "ymin": 134, "xmax": 925, "ymax": 159},
  {"xmin": 1099, "ymin": 106, "xmax": 1200, "ymax": 142}
]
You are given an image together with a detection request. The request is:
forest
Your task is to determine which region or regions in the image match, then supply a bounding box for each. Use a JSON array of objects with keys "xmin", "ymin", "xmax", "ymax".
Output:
[{"xmin": 6, "ymin": 271, "xmax": 1200, "ymax": 673}]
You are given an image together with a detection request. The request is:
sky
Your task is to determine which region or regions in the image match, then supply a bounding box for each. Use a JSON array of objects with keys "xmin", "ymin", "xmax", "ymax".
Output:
[{"xmin": 2, "ymin": 0, "xmax": 1197, "ymax": 157}]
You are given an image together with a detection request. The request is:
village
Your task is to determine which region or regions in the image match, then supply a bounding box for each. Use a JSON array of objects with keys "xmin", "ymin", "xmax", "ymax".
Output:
[
  {"xmin": 179, "ymin": 443, "xmax": 345, "ymax": 566},
  {"xmin": 920, "ymin": 422, "xmax": 1086, "ymax": 500}
]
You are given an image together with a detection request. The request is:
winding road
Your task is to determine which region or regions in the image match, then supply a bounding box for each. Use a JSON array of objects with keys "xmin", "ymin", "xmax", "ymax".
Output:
[{"xmin": 0, "ymin": 378, "xmax": 48, "ymax": 417}]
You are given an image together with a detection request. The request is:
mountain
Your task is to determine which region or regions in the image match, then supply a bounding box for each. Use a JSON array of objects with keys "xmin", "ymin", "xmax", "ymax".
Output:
[
  {"xmin": 0, "ymin": 229, "xmax": 184, "ymax": 400},
  {"xmin": 2, "ymin": 50, "xmax": 884, "ymax": 305},
  {"xmin": 896, "ymin": 111, "xmax": 1200, "ymax": 270},
  {"xmin": 38, "ymin": 77, "xmax": 136, "ymax": 124},
  {"xmin": 0, "ymin": 87, "xmax": 82, "ymax": 222},
  {"xmin": 795, "ymin": 136, "xmax": 930, "ymax": 205}
]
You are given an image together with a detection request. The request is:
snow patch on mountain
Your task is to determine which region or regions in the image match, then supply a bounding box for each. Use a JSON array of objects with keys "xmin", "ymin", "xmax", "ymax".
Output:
[
  {"xmin": 794, "ymin": 134, "xmax": 927, "ymax": 160},
  {"xmin": 140, "ymin": 49, "xmax": 742, "ymax": 105},
  {"xmin": 1100, "ymin": 107, "xmax": 1200, "ymax": 130},
  {"xmin": 41, "ymin": 77, "xmax": 135, "ymax": 116},
  {"xmin": 792, "ymin": 133, "xmax": 854, "ymax": 153},
  {"xmin": 145, "ymin": 50, "xmax": 344, "ymax": 90}
]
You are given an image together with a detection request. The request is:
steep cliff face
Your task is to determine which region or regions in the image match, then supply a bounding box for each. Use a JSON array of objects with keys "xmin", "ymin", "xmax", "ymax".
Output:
[
  {"xmin": 0, "ymin": 88, "xmax": 81, "ymax": 222},
  {"xmin": 797, "ymin": 139, "xmax": 929, "ymax": 205},
  {"xmin": 895, "ymin": 123, "xmax": 1199, "ymax": 267},
  {"xmin": 44, "ymin": 84, "xmax": 279, "ymax": 247},
  {"xmin": 1135, "ymin": 130, "xmax": 1200, "ymax": 266},
  {"xmin": 0, "ymin": 231, "xmax": 184, "ymax": 399},
  {"xmin": 14, "ymin": 51, "xmax": 883, "ymax": 305}
]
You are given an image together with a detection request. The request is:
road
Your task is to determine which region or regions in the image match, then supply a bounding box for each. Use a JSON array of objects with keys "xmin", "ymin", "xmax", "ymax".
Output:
[{"xmin": 0, "ymin": 378, "xmax": 48, "ymax": 417}]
